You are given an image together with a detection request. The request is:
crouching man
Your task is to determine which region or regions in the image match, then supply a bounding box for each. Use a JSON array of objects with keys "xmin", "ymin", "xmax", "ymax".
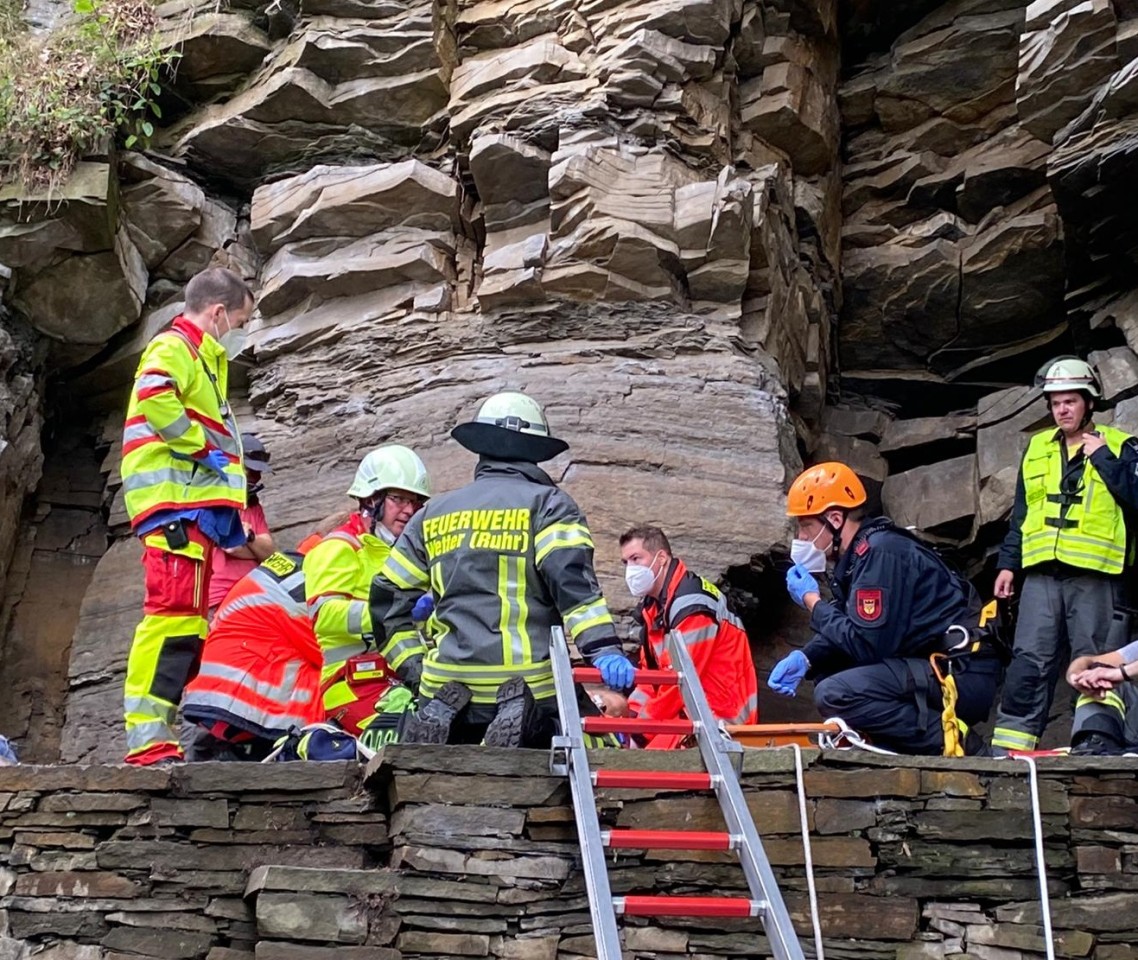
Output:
[{"xmin": 769, "ymin": 462, "xmax": 1001, "ymax": 756}]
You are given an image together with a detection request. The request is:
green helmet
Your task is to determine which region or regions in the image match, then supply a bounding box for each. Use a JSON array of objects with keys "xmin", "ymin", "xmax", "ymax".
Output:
[
  {"xmin": 1034, "ymin": 356, "xmax": 1102, "ymax": 397},
  {"xmin": 347, "ymin": 444, "xmax": 431, "ymax": 499},
  {"xmin": 450, "ymin": 391, "xmax": 569, "ymax": 463}
]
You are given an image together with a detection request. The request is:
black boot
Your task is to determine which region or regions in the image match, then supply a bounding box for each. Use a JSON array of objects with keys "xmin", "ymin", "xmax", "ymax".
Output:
[
  {"xmin": 483, "ymin": 677, "xmax": 541, "ymax": 748},
  {"xmin": 1070, "ymin": 732, "xmax": 1126, "ymax": 756},
  {"xmin": 400, "ymin": 681, "xmax": 472, "ymax": 745}
]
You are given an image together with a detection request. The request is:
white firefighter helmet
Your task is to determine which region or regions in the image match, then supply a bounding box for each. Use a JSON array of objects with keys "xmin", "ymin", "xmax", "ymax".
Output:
[
  {"xmin": 347, "ymin": 445, "xmax": 431, "ymax": 500},
  {"xmin": 450, "ymin": 391, "xmax": 569, "ymax": 463},
  {"xmin": 1034, "ymin": 356, "xmax": 1102, "ymax": 398}
]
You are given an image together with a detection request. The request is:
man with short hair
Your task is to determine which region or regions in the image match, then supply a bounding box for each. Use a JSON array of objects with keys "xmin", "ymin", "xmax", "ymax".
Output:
[
  {"xmin": 769, "ymin": 462, "xmax": 1001, "ymax": 756},
  {"xmin": 990, "ymin": 356, "xmax": 1138, "ymax": 756},
  {"xmin": 121, "ymin": 266, "xmax": 253, "ymax": 765},
  {"xmin": 619, "ymin": 525, "xmax": 757, "ymax": 745}
]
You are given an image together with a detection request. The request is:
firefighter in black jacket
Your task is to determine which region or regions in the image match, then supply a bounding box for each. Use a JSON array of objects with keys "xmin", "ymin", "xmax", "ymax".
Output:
[
  {"xmin": 769, "ymin": 462, "xmax": 1001, "ymax": 755},
  {"xmin": 371, "ymin": 391, "xmax": 635, "ymax": 747}
]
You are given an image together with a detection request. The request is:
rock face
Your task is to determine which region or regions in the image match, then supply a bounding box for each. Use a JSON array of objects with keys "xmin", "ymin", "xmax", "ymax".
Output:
[{"xmin": 4, "ymin": 0, "xmax": 1138, "ymax": 757}]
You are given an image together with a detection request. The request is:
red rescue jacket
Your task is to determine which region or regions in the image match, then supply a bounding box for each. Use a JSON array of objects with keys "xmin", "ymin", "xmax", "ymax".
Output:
[
  {"xmin": 182, "ymin": 550, "xmax": 323, "ymax": 740},
  {"xmin": 629, "ymin": 558, "xmax": 758, "ymax": 747}
]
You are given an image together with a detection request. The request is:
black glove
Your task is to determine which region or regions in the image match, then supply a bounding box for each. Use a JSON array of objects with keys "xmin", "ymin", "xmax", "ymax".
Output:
[{"xmin": 398, "ymin": 654, "xmax": 424, "ymax": 693}]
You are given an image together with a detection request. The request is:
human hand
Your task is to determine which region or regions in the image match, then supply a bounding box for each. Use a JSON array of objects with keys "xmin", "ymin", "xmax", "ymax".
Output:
[
  {"xmin": 412, "ymin": 593, "xmax": 434, "ymax": 622},
  {"xmin": 993, "ymin": 570, "xmax": 1015, "ymax": 599},
  {"xmin": 786, "ymin": 564, "xmax": 820, "ymax": 608},
  {"xmin": 1069, "ymin": 662, "xmax": 1123, "ymax": 697},
  {"xmin": 198, "ymin": 449, "xmax": 230, "ymax": 473},
  {"xmin": 594, "ymin": 653, "xmax": 636, "ymax": 691},
  {"xmin": 769, "ymin": 650, "xmax": 809, "ymax": 697},
  {"xmin": 1082, "ymin": 431, "xmax": 1107, "ymax": 457}
]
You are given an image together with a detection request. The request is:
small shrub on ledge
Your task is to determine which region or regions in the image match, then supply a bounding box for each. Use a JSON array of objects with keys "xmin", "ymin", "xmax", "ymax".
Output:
[{"xmin": 0, "ymin": 0, "xmax": 179, "ymax": 191}]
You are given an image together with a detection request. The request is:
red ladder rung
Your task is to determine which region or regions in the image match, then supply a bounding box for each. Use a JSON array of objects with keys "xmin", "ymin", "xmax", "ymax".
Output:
[
  {"xmin": 592, "ymin": 770, "xmax": 713, "ymax": 790},
  {"xmin": 603, "ymin": 829, "xmax": 735, "ymax": 851},
  {"xmin": 582, "ymin": 717, "xmax": 694, "ymax": 736},
  {"xmin": 572, "ymin": 667, "xmax": 679, "ymax": 685},
  {"xmin": 614, "ymin": 895, "xmax": 766, "ymax": 918}
]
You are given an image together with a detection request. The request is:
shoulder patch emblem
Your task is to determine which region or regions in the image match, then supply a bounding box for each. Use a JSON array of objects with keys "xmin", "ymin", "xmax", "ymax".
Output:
[
  {"xmin": 855, "ymin": 539, "xmax": 869, "ymax": 557},
  {"xmin": 856, "ymin": 588, "xmax": 883, "ymax": 622}
]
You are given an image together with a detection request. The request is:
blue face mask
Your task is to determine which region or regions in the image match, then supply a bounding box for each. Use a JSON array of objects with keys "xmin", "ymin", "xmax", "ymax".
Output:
[{"xmin": 790, "ymin": 529, "xmax": 828, "ymax": 574}]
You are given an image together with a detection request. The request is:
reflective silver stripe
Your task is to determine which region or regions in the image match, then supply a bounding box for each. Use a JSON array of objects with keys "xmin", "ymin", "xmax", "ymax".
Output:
[
  {"xmin": 670, "ymin": 593, "xmax": 718, "ymax": 621},
  {"xmin": 627, "ymin": 688, "xmax": 650, "ymax": 711},
  {"xmin": 192, "ymin": 660, "xmax": 313, "ymax": 705},
  {"xmin": 729, "ymin": 692, "xmax": 759, "ymax": 724},
  {"xmin": 182, "ymin": 690, "xmax": 313, "ymax": 733},
  {"xmin": 425, "ymin": 658, "xmax": 553, "ymax": 679},
  {"xmin": 563, "ymin": 599, "xmax": 612, "ymax": 639},
  {"xmin": 677, "ymin": 624, "xmax": 719, "ymax": 646},
  {"xmin": 346, "ymin": 600, "xmax": 366, "ymax": 636},
  {"xmin": 310, "ymin": 595, "xmax": 344, "ymax": 617},
  {"xmin": 383, "ymin": 630, "xmax": 426, "ymax": 668},
  {"xmin": 382, "ymin": 546, "xmax": 429, "ymax": 589},
  {"xmin": 325, "ymin": 530, "xmax": 362, "ymax": 549},
  {"xmin": 122, "ymin": 465, "xmax": 245, "ymax": 492},
  {"xmin": 123, "ymin": 422, "xmax": 158, "ymax": 444},
  {"xmin": 156, "ymin": 412, "xmax": 194, "ymax": 443},
  {"xmin": 136, "ymin": 373, "xmax": 176, "ymax": 393},
  {"xmin": 322, "ymin": 641, "xmax": 365, "ymax": 669},
  {"xmin": 125, "ymin": 719, "xmax": 176, "ymax": 751}
]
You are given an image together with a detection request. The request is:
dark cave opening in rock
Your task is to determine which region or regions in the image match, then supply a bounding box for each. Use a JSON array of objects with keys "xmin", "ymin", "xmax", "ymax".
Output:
[{"xmin": 0, "ymin": 382, "xmax": 108, "ymax": 763}]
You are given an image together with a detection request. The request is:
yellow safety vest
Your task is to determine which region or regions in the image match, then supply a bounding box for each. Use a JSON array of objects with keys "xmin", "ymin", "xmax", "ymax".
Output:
[
  {"xmin": 121, "ymin": 318, "xmax": 245, "ymax": 530},
  {"xmin": 302, "ymin": 515, "xmax": 392, "ymax": 705},
  {"xmin": 1020, "ymin": 424, "xmax": 1132, "ymax": 574}
]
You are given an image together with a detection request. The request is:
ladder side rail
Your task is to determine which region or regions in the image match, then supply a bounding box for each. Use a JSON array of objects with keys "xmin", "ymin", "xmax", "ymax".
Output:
[
  {"xmin": 664, "ymin": 629, "xmax": 807, "ymax": 960},
  {"xmin": 549, "ymin": 627, "xmax": 624, "ymax": 960}
]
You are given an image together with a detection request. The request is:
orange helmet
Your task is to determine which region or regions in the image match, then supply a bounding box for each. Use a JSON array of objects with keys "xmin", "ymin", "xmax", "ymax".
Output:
[{"xmin": 787, "ymin": 462, "xmax": 867, "ymax": 518}]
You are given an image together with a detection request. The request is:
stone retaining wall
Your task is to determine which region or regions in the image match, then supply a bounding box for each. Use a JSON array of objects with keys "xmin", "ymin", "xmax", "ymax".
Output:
[{"xmin": 1, "ymin": 748, "xmax": 1136, "ymax": 960}]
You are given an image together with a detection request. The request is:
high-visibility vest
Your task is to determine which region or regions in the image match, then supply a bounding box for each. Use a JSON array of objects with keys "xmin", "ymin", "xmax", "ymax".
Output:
[
  {"xmin": 1020, "ymin": 424, "xmax": 1132, "ymax": 575},
  {"xmin": 121, "ymin": 317, "xmax": 246, "ymax": 531},
  {"xmin": 303, "ymin": 514, "xmax": 393, "ymax": 698},
  {"xmin": 183, "ymin": 551, "xmax": 323, "ymax": 738},
  {"xmin": 629, "ymin": 560, "xmax": 758, "ymax": 738}
]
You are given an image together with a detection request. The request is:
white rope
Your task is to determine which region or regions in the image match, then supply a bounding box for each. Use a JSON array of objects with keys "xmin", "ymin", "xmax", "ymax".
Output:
[
  {"xmin": 816, "ymin": 716, "xmax": 897, "ymax": 755},
  {"xmin": 787, "ymin": 742, "xmax": 825, "ymax": 960},
  {"xmin": 1015, "ymin": 755, "xmax": 1056, "ymax": 960}
]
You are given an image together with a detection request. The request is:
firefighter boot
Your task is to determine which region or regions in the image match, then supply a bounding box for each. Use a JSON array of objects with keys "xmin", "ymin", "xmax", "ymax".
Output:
[
  {"xmin": 1070, "ymin": 731, "xmax": 1126, "ymax": 756},
  {"xmin": 400, "ymin": 681, "xmax": 472, "ymax": 745},
  {"xmin": 483, "ymin": 677, "xmax": 542, "ymax": 748}
]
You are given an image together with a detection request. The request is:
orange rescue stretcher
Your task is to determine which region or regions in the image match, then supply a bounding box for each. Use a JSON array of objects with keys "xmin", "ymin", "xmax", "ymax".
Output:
[{"xmin": 725, "ymin": 722, "xmax": 842, "ymax": 748}]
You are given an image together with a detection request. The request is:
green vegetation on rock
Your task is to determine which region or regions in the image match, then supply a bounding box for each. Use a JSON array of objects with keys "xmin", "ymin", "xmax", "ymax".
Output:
[{"xmin": 0, "ymin": 0, "xmax": 177, "ymax": 190}]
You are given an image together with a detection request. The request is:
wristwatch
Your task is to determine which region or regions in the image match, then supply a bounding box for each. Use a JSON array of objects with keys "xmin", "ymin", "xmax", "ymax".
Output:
[{"xmin": 246, "ymin": 528, "xmax": 256, "ymax": 544}]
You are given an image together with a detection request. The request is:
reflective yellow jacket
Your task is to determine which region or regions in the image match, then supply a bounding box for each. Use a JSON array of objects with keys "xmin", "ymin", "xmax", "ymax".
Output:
[
  {"xmin": 121, "ymin": 317, "xmax": 245, "ymax": 530},
  {"xmin": 303, "ymin": 513, "xmax": 392, "ymax": 703}
]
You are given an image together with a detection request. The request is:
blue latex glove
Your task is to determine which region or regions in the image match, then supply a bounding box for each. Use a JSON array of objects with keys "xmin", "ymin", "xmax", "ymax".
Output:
[
  {"xmin": 412, "ymin": 593, "xmax": 435, "ymax": 621},
  {"xmin": 594, "ymin": 654, "xmax": 636, "ymax": 691},
  {"xmin": 198, "ymin": 449, "xmax": 230, "ymax": 473},
  {"xmin": 769, "ymin": 650, "xmax": 809, "ymax": 697},
  {"xmin": 786, "ymin": 563, "xmax": 820, "ymax": 608}
]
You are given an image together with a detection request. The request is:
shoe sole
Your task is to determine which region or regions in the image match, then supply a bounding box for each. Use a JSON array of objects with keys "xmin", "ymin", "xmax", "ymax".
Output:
[
  {"xmin": 484, "ymin": 677, "xmax": 537, "ymax": 748},
  {"xmin": 400, "ymin": 681, "xmax": 472, "ymax": 746}
]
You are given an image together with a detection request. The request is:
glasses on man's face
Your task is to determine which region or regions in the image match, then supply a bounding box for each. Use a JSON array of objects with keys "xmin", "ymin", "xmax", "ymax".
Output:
[{"xmin": 386, "ymin": 493, "xmax": 425, "ymax": 510}]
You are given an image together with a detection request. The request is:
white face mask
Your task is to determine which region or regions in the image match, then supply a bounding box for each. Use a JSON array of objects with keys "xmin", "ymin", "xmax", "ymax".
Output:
[
  {"xmin": 790, "ymin": 528, "xmax": 828, "ymax": 574},
  {"xmin": 216, "ymin": 308, "xmax": 247, "ymax": 358},
  {"xmin": 625, "ymin": 553, "xmax": 663, "ymax": 598}
]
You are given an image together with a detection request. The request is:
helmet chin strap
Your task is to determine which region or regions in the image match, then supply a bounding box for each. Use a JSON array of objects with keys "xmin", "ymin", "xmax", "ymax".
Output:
[{"xmin": 823, "ymin": 511, "xmax": 846, "ymax": 560}]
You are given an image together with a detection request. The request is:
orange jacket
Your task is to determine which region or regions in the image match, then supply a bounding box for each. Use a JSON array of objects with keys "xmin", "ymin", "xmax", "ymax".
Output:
[
  {"xmin": 629, "ymin": 559, "xmax": 758, "ymax": 744},
  {"xmin": 182, "ymin": 550, "xmax": 323, "ymax": 739}
]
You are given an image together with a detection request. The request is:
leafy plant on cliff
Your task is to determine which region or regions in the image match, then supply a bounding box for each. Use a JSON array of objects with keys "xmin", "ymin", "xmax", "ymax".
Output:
[{"xmin": 0, "ymin": 0, "xmax": 178, "ymax": 190}]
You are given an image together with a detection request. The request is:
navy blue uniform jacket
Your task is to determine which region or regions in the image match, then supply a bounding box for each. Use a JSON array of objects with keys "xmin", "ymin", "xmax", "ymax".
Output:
[{"xmin": 805, "ymin": 517, "xmax": 978, "ymax": 677}]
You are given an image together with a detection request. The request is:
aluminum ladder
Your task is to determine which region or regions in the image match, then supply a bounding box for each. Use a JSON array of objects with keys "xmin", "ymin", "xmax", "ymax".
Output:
[{"xmin": 549, "ymin": 626, "xmax": 806, "ymax": 960}]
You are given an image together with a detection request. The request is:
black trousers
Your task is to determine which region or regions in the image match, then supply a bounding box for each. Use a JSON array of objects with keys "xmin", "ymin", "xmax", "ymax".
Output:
[{"xmin": 814, "ymin": 656, "xmax": 1001, "ymax": 755}]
